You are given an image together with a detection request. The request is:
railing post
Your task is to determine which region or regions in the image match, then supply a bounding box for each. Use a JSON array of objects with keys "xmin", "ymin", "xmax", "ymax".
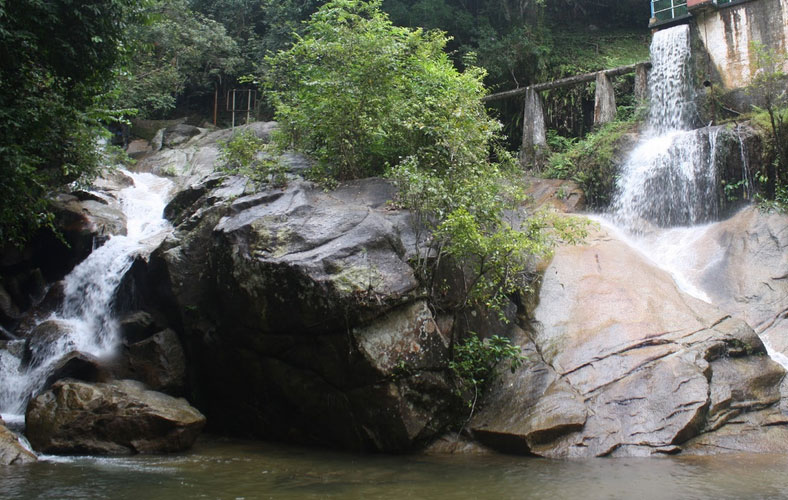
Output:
[
  {"xmin": 520, "ymin": 88, "xmax": 548, "ymax": 171},
  {"xmin": 635, "ymin": 63, "xmax": 649, "ymax": 103},
  {"xmin": 593, "ymin": 72, "xmax": 617, "ymax": 126}
]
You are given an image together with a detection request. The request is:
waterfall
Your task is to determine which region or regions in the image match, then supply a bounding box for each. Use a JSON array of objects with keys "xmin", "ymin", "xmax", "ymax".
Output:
[
  {"xmin": 604, "ymin": 24, "xmax": 787, "ymax": 371},
  {"xmin": 0, "ymin": 172, "xmax": 173, "ymax": 426},
  {"xmin": 611, "ymin": 25, "xmax": 722, "ymax": 230}
]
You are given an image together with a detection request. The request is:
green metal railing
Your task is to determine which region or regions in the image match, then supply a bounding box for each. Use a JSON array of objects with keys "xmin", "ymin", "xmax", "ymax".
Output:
[{"xmin": 650, "ymin": 0, "xmax": 689, "ymax": 22}]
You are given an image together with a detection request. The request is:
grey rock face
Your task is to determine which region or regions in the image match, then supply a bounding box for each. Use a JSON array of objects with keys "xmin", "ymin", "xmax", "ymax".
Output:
[
  {"xmin": 25, "ymin": 379, "xmax": 205, "ymax": 455},
  {"xmin": 472, "ymin": 222, "xmax": 788, "ymax": 457},
  {"xmin": 690, "ymin": 207, "xmax": 788, "ymax": 357},
  {"xmin": 126, "ymin": 329, "xmax": 186, "ymax": 395},
  {"xmin": 153, "ymin": 166, "xmax": 458, "ymax": 451}
]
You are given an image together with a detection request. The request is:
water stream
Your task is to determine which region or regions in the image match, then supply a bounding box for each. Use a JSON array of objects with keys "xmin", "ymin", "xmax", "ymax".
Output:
[
  {"xmin": 0, "ymin": 171, "xmax": 173, "ymax": 426},
  {"xmin": 610, "ymin": 25, "xmax": 721, "ymax": 230}
]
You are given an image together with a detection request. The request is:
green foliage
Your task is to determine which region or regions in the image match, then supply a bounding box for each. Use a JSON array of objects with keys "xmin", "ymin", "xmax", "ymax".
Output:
[
  {"xmin": 0, "ymin": 0, "xmax": 143, "ymax": 246},
  {"xmin": 218, "ymin": 130, "xmax": 287, "ymax": 187},
  {"xmin": 391, "ymin": 153, "xmax": 588, "ymax": 317},
  {"xmin": 758, "ymin": 185, "xmax": 788, "ymax": 214},
  {"xmin": 264, "ymin": 0, "xmax": 588, "ymax": 317},
  {"xmin": 545, "ymin": 118, "xmax": 639, "ymax": 208},
  {"xmin": 189, "ymin": 0, "xmax": 323, "ymax": 75},
  {"xmin": 116, "ymin": 0, "xmax": 242, "ymax": 119},
  {"xmin": 747, "ymin": 41, "xmax": 788, "ymax": 205},
  {"xmin": 449, "ymin": 332, "xmax": 525, "ymax": 406},
  {"xmin": 264, "ymin": 0, "xmax": 498, "ymax": 180}
]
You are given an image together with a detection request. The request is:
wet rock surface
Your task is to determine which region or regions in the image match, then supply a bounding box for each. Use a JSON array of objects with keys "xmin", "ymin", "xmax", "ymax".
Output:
[
  {"xmin": 25, "ymin": 379, "xmax": 206, "ymax": 455},
  {"xmin": 524, "ymin": 177, "xmax": 586, "ymax": 213},
  {"xmin": 0, "ymin": 418, "xmax": 36, "ymax": 465},
  {"xmin": 688, "ymin": 207, "xmax": 788, "ymax": 358},
  {"xmin": 472, "ymin": 222, "xmax": 788, "ymax": 457},
  {"xmin": 126, "ymin": 329, "xmax": 186, "ymax": 395},
  {"xmin": 7, "ymin": 120, "xmax": 784, "ymax": 459},
  {"xmin": 41, "ymin": 351, "xmax": 109, "ymax": 392}
]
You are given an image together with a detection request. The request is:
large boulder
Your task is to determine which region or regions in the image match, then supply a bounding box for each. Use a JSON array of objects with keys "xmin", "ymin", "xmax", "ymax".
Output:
[
  {"xmin": 0, "ymin": 419, "xmax": 36, "ymax": 465},
  {"xmin": 126, "ymin": 329, "xmax": 186, "ymax": 395},
  {"xmin": 162, "ymin": 124, "xmax": 202, "ymax": 148},
  {"xmin": 41, "ymin": 351, "xmax": 109, "ymax": 392},
  {"xmin": 25, "ymin": 379, "xmax": 206, "ymax": 455},
  {"xmin": 471, "ymin": 222, "xmax": 788, "ymax": 457},
  {"xmin": 682, "ymin": 207, "xmax": 788, "ymax": 357},
  {"xmin": 22, "ymin": 319, "xmax": 76, "ymax": 368},
  {"xmin": 151, "ymin": 171, "xmax": 458, "ymax": 451},
  {"xmin": 136, "ymin": 121, "xmax": 278, "ymax": 191},
  {"xmin": 31, "ymin": 193, "xmax": 127, "ymax": 282}
]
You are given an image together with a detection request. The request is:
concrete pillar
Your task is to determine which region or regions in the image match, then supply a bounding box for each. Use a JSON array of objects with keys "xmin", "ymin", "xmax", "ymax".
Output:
[
  {"xmin": 520, "ymin": 88, "xmax": 548, "ymax": 170},
  {"xmin": 593, "ymin": 72, "xmax": 617, "ymax": 126},
  {"xmin": 634, "ymin": 63, "xmax": 649, "ymax": 103}
]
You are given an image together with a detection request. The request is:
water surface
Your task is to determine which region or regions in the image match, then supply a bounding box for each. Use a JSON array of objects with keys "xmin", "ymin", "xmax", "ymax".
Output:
[{"xmin": 3, "ymin": 437, "xmax": 788, "ymax": 499}]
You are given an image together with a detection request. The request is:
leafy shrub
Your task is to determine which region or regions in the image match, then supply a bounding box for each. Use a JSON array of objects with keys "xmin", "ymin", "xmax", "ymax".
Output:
[
  {"xmin": 218, "ymin": 130, "xmax": 287, "ymax": 187},
  {"xmin": 263, "ymin": 0, "xmax": 498, "ymax": 180},
  {"xmin": 747, "ymin": 42, "xmax": 788, "ymax": 204},
  {"xmin": 545, "ymin": 118, "xmax": 638, "ymax": 208},
  {"xmin": 0, "ymin": 0, "xmax": 142, "ymax": 246},
  {"xmin": 449, "ymin": 332, "xmax": 525, "ymax": 408}
]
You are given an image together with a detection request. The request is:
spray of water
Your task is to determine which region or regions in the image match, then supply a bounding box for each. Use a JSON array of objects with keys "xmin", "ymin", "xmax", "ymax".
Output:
[
  {"xmin": 610, "ymin": 25, "xmax": 723, "ymax": 230},
  {"xmin": 0, "ymin": 172, "xmax": 173, "ymax": 425}
]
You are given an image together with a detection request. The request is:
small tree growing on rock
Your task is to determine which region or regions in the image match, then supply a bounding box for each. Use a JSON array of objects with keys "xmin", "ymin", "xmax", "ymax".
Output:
[
  {"xmin": 262, "ymin": 0, "xmax": 588, "ymax": 410},
  {"xmin": 748, "ymin": 41, "xmax": 788, "ymax": 203}
]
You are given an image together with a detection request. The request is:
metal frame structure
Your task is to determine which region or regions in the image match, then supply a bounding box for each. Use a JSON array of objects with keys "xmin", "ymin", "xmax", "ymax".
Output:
[
  {"xmin": 226, "ymin": 88, "xmax": 257, "ymax": 128},
  {"xmin": 650, "ymin": 0, "xmax": 747, "ymax": 27},
  {"xmin": 650, "ymin": 0, "xmax": 689, "ymax": 24}
]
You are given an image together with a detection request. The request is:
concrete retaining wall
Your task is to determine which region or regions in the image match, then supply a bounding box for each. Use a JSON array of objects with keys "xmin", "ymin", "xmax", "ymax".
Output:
[{"xmin": 693, "ymin": 0, "xmax": 788, "ymax": 89}]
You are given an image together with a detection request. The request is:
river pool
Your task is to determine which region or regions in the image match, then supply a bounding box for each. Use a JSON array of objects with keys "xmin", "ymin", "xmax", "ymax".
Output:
[{"xmin": 2, "ymin": 436, "xmax": 788, "ymax": 499}]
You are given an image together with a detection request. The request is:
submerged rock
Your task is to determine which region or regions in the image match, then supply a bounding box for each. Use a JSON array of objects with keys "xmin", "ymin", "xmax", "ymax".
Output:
[
  {"xmin": 25, "ymin": 379, "xmax": 205, "ymax": 455},
  {"xmin": 472, "ymin": 222, "xmax": 788, "ymax": 457}
]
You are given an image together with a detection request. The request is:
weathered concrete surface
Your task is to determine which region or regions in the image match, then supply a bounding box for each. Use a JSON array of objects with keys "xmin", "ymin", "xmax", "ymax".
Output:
[
  {"xmin": 593, "ymin": 73, "xmax": 617, "ymax": 126},
  {"xmin": 471, "ymin": 221, "xmax": 788, "ymax": 457},
  {"xmin": 26, "ymin": 379, "xmax": 205, "ymax": 455},
  {"xmin": 521, "ymin": 88, "xmax": 548, "ymax": 170},
  {"xmin": 693, "ymin": 0, "xmax": 788, "ymax": 89}
]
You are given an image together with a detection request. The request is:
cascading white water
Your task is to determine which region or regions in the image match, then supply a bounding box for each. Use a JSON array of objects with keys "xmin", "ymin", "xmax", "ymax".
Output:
[
  {"xmin": 611, "ymin": 25, "xmax": 721, "ymax": 230},
  {"xmin": 605, "ymin": 25, "xmax": 788, "ymax": 371},
  {"xmin": 0, "ymin": 172, "xmax": 173, "ymax": 425}
]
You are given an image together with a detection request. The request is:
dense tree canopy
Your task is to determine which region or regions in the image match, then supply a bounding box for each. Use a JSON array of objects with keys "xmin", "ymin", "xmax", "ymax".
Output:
[
  {"xmin": 115, "ymin": 0, "xmax": 242, "ymax": 118},
  {"xmin": 0, "ymin": 0, "xmax": 142, "ymax": 245}
]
